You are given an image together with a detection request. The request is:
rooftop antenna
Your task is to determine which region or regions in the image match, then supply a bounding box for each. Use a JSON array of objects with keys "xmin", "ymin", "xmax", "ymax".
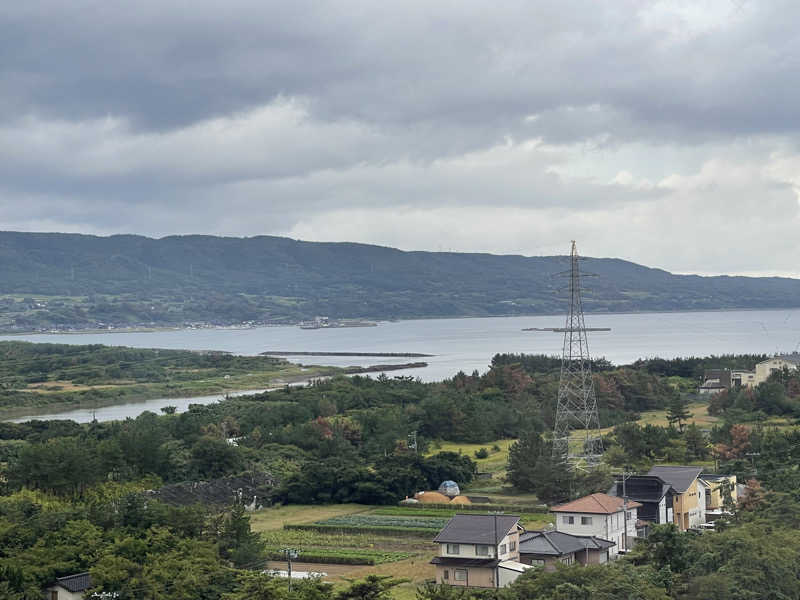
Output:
[{"xmin": 552, "ymin": 241, "xmax": 603, "ymax": 470}]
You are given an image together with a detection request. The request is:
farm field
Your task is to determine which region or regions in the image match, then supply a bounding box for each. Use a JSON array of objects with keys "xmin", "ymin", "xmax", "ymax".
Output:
[
  {"xmin": 253, "ymin": 504, "xmax": 438, "ymax": 597},
  {"xmin": 250, "ymin": 501, "xmax": 550, "ymax": 597},
  {"xmin": 249, "ymin": 503, "xmax": 370, "ymax": 532}
]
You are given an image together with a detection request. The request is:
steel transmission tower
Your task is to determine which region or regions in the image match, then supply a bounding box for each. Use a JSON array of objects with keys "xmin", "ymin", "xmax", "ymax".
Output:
[{"xmin": 552, "ymin": 241, "xmax": 603, "ymax": 469}]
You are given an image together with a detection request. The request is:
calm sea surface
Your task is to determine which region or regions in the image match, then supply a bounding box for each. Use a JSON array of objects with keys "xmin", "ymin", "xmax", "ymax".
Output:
[{"xmin": 5, "ymin": 309, "xmax": 800, "ymax": 422}]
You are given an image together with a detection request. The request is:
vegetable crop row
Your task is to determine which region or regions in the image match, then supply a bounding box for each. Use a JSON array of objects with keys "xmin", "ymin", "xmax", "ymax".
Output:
[
  {"xmin": 264, "ymin": 548, "xmax": 412, "ymax": 565},
  {"xmin": 284, "ymin": 523, "xmax": 438, "ymax": 538}
]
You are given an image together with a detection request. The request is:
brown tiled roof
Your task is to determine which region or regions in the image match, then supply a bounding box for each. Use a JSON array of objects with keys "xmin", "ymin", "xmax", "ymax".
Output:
[{"xmin": 550, "ymin": 493, "xmax": 641, "ymax": 514}]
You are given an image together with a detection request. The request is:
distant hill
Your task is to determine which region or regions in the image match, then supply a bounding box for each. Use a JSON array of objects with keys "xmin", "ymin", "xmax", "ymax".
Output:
[{"xmin": 0, "ymin": 231, "xmax": 799, "ymax": 330}]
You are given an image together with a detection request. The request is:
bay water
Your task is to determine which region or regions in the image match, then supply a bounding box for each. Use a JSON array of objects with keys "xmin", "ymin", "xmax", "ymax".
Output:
[{"xmin": 4, "ymin": 309, "xmax": 800, "ymax": 422}]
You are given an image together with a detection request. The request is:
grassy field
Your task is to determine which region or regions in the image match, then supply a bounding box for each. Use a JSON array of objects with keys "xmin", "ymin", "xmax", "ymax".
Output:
[
  {"xmin": 427, "ymin": 439, "xmax": 519, "ymax": 494},
  {"xmin": 637, "ymin": 400, "xmax": 718, "ymax": 428}
]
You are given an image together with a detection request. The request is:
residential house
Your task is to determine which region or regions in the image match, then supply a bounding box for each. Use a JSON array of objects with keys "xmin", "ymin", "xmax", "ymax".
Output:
[
  {"xmin": 431, "ymin": 514, "xmax": 531, "ymax": 588},
  {"xmin": 754, "ymin": 353, "xmax": 800, "ymax": 386},
  {"xmin": 699, "ymin": 473, "xmax": 737, "ymax": 518},
  {"xmin": 549, "ymin": 493, "xmax": 640, "ymax": 557},
  {"xmin": 45, "ymin": 573, "xmax": 92, "ymax": 600},
  {"xmin": 45, "ymin": 573, "xmax": 118, "ymax": 600},
  {"xmin": 699, "ymin": 369, "xmax": 731, "ymax": 395},
  {"xmin": 609, "ymin": 475, "xmax": 675, "ymax": 528},
  {"xmin": 715, "ymin": 353, "xmax": 800, "ymax": 390},
  {"xmin": 731, "ymin": 370, "xmax": 757, "ymax": 389},
  {"xmin": 647, "ymin": 465, "xmax": 704, "ymax": 530},
  {"xmin": 698, "ymin": 378, "xmax": 728, "ymax": 395},
  {"xmin": 518, "ymin": 530, "xmax": 615, "ymax": 570}
]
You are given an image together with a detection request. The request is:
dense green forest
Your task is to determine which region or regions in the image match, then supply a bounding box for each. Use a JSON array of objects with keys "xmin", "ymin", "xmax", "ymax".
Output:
[{"xmin": 2, "ymin": 231, "xmax": 800, "ymax": 330}]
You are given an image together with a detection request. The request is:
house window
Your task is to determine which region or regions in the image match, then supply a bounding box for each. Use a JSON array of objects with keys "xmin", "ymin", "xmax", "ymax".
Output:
[
  {"xmin": 509, "ymin": 541, "xmax": 516, "ymax": 551},
  {"xmin": 475, "ymin": 544, "xmax": 490, "ymax": 556},
  {"xmin": 581, "ymin": 516, "xmax": 592, "ymax": 525},
  {"xmin": 447, "ymin": 543, "xmax": 460, "ymax": 555},
  {"xmin": 561, "ymin": 554, "xmax": 574, "ymax": 565},
  {"xmin": 530, "ymin": 559, "xmax": 545, "ymax": 567},
  {"xmin": 626, "ymin": 511, "xmax": 632, "ymax": 521},
  {"xmin": 443, "ymin": 570, "xmax": 449, "ymax": 580},
  {"xmin": 454, "ymin": 569, "xmax": 467, "ymax": 582},
  {"xmin": 499, "ymin": 544, "xmax": 507, "ymax": 555},
  {"xmin": 563, "ymin": 515, "xmax": 574, "ymax": 525}
]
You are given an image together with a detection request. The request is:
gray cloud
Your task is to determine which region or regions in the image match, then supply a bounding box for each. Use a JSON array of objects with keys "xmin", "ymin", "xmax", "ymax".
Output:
[{"xmin": 1, "ymin": 1, "xmax": 800, "ymax": 276}]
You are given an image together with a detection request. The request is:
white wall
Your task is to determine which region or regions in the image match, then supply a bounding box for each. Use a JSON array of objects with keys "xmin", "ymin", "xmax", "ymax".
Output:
[
  {"xmin": 498, "ymin": 566, "xmax": 528, "ymax": 587},
  {"xmin": 438, "ymin": 533, "xmax": 515, "ymax": 559},
  {"xmin": 697, "ymin": 483, "xmax": 708, "ymax": 524},
  {"xmin": 755, "ymin": 358, "xmax": 799, "ymax": 385},
  {"xmin": 553, "ymin": 509, "xmax": 637, "ymax": 558},
  {"xmin": 440, "ymin": 542, "xmax": 495, "ymax": 559},
  {"xmin": 45, "ymin": 586, "xmax": 85, "ymax": 600}
]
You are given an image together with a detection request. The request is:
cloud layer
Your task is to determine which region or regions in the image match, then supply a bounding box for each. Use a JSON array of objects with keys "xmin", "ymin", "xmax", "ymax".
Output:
[{"xmin": 2, "ymin": 0, "xmax": 800, "ymax": 275}]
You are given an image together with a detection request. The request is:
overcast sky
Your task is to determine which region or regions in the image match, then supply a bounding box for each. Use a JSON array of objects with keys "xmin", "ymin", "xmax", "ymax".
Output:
[{"xmin": 2, "ymin": 1, "xmax": 799, "ymax": 276}]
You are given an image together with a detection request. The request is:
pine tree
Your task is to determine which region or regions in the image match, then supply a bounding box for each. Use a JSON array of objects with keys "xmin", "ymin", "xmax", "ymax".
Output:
[
  {"xmin": 220, "ymin": 502, "xmax": 266, "ymax": 567},
  {"xmin": 506, "ymin": 429, "xmax": 543, "ymax": 491},
  {"xmin": 666, "ymin": 396, "xmax": 691, "ymax": 431},
  {"xmin": 684, "ymin": 423, "xmax": 708, "ymax": 459}
]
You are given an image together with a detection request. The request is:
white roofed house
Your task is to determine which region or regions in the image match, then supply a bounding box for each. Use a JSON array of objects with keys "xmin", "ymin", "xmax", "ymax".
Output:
[
  {"xmin": 431, "ymin": 514, "xmax": 531, "ymax": 588},
  {"xmin": 550, "ymin": 493, "xmax": 641, "ymax": 557}
]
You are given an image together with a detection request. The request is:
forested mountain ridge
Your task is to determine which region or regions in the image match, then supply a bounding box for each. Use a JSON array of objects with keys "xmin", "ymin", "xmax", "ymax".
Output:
[{"xmin": 1, "ymin": 231, "xmax": 800, "ymax": 329}]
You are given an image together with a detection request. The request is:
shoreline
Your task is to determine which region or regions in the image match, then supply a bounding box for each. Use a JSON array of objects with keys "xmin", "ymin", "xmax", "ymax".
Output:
[
  {"xmin": 0, "ymin": 306, "xmax": 800, "ymax": 338},
  {"xmin": 262, "ymin": 351, "xmax": 434, "ymax": 357},
  {"xmin": 4, "ymin": 305, "xmax": 800, "ymax": 337},
  {"xmin": 1, "ymin": 361, "xmax": 428, "ymax": 422}
]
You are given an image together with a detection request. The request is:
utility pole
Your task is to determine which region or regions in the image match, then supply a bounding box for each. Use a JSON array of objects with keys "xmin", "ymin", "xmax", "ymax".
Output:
[
  {"xmin": 617, "ymin": 470, "xmax": 633, "ymax": 552},
  {"xmin": 489, "ymin": 511, "xmax": 502, "ymax": 588},
  {"xmin": 283, "ymin": 548, "xmax": 299, "ymax": 591},
  {"xmin": 552, "ymin": 241, "xmax": 603, "ymax": 469}
]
